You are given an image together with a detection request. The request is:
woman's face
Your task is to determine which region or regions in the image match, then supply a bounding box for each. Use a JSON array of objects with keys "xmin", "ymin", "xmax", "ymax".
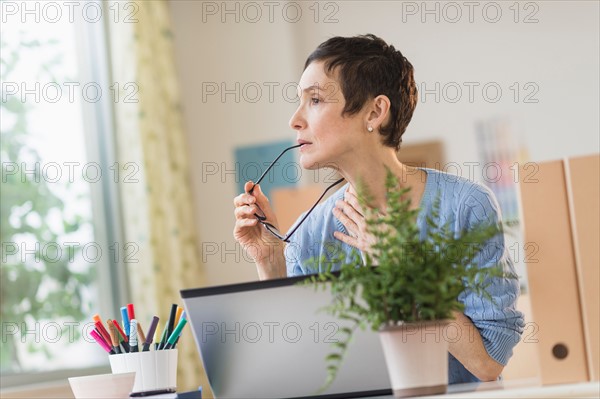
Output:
[{"xmin": 289, "ymin": 61, "xmax": 367, "ymax": 170}]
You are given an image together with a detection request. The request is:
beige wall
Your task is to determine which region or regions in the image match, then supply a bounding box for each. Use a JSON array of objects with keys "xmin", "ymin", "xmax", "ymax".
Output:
[
  {"xmin": 169, "ymin": 1, "xmax": 301, "ymax": 284},
  {"xmin": 168, "ymin": 1, "xmax": 599, "ymax": 286}
]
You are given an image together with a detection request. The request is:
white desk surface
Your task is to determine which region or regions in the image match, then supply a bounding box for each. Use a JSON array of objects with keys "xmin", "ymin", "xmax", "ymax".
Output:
[
  {"xmin": 368, "ymin": 379, "xmax": 600, "ymax": 398},
  {"xmin": 104, "ymin": 378, "xmax": 600, "ymax": 399}
]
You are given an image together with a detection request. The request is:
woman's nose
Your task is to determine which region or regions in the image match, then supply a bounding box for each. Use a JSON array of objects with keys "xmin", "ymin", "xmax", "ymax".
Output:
[{"xmin": 289, "ymin": 106, "xmax": 306, "ymax": 131}]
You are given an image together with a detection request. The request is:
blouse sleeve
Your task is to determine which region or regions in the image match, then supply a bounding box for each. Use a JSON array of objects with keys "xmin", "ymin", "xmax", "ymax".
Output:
[{"xmin": 458, "ymin": 184, "xmax": 525, "ymax": 366}]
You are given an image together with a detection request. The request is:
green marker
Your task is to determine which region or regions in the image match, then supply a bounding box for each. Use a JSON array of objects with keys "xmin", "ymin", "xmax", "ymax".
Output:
[
  {"xmin": 164, "ymin": 318, "xmax": 187, "ymax": 350},
  {"xmin": 157, "ymin": 321, "xmax": 169, "ymax": 350}
]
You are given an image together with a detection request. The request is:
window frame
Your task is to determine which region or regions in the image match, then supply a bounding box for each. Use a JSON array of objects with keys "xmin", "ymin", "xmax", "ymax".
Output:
[{"xmin": 0, "ymin": 0, "xmax": 129, "ymax": 389}]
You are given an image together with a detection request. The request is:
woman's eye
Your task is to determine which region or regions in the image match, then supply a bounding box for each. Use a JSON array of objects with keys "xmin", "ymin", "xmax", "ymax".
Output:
[{"xmin": 311, "ymin": 97, "xmax": 320, "ymax": 104}]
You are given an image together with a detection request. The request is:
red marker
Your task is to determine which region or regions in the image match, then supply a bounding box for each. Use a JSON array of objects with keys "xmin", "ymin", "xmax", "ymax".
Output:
[
  {"xmin": 112, "ymin": 320, "xmax": 130, "ymax": 352},
  {"xmin": 127, "ymin": 303, "xmax": 135, "ymax": 321},
  {"xmin": 113, "ymin": 320, "xmax": 128, "ymax": 342},
  {"xmin": 94, "ymin": 320, "xmax": 112, "ymax": 348}
]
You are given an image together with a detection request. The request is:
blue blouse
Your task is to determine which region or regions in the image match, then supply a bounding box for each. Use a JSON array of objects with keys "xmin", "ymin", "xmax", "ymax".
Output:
[{"xmin": 284, "ymin": 168, "xmax": 525, "ymax": 383}]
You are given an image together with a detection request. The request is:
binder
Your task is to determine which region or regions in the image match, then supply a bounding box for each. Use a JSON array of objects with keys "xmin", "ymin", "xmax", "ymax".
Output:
[
  {"xmin": 519, "ymin": 154, "xmax": 599, "ymax": 384},
  {"xmin": 566, "ymin": 155, "xmax": 600, "ymax": 380}
]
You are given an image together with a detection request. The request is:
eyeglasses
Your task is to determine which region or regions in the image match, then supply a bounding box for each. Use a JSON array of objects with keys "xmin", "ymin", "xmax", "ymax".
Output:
[{"xmin": 248, "ymin": 144, "xmax": 345, "ymax": 243}]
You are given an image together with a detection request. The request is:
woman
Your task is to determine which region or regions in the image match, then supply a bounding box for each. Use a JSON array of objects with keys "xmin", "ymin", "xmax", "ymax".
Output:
[{"xmin": 233, "ymin": 34, "xmax": 524, "ymax": 384}]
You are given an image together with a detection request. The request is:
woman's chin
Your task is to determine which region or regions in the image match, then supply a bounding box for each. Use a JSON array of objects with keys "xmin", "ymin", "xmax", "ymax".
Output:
[
  {"xmin": 300, "ymin": 153, "xmax": 339, "ymax": 171},
  {"xmin": 299, "ymin": 155, "xmax": 318, "ymax": 170}
]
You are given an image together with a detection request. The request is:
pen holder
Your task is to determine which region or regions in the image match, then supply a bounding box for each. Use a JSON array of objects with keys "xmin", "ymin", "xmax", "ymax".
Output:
[{"xmin": 109, "ymin": 349, "xmax": 178, "ymax": 394}]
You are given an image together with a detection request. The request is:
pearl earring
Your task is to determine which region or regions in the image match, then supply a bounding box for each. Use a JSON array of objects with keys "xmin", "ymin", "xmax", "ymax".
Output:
[{"xmin": 367, "ymin": 126, "xmax": 373, "ymax": 132}]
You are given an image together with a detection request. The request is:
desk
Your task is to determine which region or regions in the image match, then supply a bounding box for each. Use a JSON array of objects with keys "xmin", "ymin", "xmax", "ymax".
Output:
[
  {"xmin": 368, "ymin": 380, "xmax": 600, "ymax": 398},
  {"xmin": 143, "ymin": 382, "xmax": 598, "ymax": 399}
]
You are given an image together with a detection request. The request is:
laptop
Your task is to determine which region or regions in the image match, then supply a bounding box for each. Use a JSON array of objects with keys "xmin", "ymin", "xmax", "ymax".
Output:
[{"xmin": 180, "ymin": 275, "xmax": 392, "ymax": 399}]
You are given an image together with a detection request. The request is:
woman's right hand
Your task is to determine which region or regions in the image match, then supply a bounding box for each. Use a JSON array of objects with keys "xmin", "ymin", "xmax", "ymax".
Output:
[{"xmin": 233, "ymin": 181, "xmax": 284, "ymax": 265}]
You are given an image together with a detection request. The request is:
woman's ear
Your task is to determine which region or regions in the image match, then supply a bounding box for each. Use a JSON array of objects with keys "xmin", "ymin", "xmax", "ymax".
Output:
[{"xmin": 365, "ymin": 95, "xmax": 391, "ymax": 132}]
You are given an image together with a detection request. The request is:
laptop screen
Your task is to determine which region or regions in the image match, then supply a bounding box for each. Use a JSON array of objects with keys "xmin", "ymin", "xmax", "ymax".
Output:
[{"xmin": 181, "ymin": 275, "xmax": 392, "ymax": 399}]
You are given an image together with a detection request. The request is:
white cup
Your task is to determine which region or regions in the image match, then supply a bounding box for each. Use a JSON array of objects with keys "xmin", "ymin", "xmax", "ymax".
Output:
[{"xmin": 109, "ymin": 349, "xmax": 178, "ymax": 393}]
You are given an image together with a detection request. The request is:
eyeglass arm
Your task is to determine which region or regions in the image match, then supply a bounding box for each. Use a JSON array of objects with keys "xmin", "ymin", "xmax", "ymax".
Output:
[
  {"xmin": 248, "ymin": 144, "xmax": 302, "ymax": 194},
  {"xmin": 282, "ymin": 177, "xmax": 345, "ymax": 242}
]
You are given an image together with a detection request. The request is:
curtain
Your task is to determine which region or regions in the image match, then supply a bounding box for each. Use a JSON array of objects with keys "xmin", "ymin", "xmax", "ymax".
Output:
[{"xmin": 108, "ymin": 1, "xmax": 212, "ymax": 395}]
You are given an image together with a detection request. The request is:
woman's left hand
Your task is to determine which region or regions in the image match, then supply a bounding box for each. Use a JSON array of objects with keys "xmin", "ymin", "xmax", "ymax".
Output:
[{"xmin": 332, "ymin": 189, "xmax": 377, "ymax": 255}]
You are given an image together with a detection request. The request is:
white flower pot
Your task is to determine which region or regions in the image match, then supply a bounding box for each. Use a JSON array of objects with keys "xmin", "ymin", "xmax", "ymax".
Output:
[{"xmin": 379, "ymin": 321, "xmax": 449, "ymax": 397}]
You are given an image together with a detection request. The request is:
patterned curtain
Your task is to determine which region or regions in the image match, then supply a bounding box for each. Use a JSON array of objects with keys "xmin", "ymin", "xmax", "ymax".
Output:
[{"xmin": 108, "ymin": 1, "xmax": 212, "ymax": 395}]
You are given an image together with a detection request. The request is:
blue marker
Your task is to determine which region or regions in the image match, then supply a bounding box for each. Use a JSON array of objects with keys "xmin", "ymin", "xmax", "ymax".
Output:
[{"xmin": 121, "ymin": 306, "xmax": 130, "ymax": 337}]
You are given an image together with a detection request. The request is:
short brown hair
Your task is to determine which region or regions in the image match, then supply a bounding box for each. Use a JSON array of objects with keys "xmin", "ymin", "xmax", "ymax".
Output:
[{"xmin": 304, "ymin": 34, "xmax": 418, "ymax": 150}]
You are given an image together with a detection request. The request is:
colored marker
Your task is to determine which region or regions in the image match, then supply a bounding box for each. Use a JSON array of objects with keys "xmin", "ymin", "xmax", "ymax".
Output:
[
  {"xmin": 94, "ymin": 320, "xmax": 112, "ymax": 348},
  {"xmin": 92, "ymin": 327, "xmax": 105, "ymax": 341},
  {"xmin": 112, "ymin": 320, "xmax": 130, "ymax": 353},
  {"xmin": 93, "ymin": 328, "xmax": 110, "ymax": 349},
  {"xmin": 137, "ymin": 321, "xmax": 146, "ymax": 348},
  {"xmin": 127, "ymin": 303, "xmax": 135, "ymax": 321},
  {"xmin": 129, "ymin": 319, "xmax": 139, "ymax": 352},
  {"xmin": 143, "ymin": 316, "xmax": 159, "ymax": 352},
  {"xmin": 162, "ymin": 304, "xmax": 178, "ymax": 349},
  {"xmin": 174, "ymin": 307, "xmax": 183, "ymax": 326},
  {"xmin": 92, "ymin": 314, "xmax": 102, "ymax": 324},
  {"xmin": 158, "ymin": 320, "xmax": 170, "ymax": 350},
  {"xmin": 121, "ymin": 307, "xmax": 130, "ymax": 337},
  {"xmin": 106, "ymin": 319, "xmax": 122, "ymax": 352},
  {"xmin": 154, "ymin": 321, "xmax": 162, "ymax": 350},
  {"xmin": 107, "ymin": 320, "xmax": 122, "ymax": 354},
  {"xmin": 164, "ymin": 318, "xmax": 187, "ymax": 350},
  {"xmin": 173, "ymin": 311, "xmax": 186, "ymax": 346},
  {"xmin": 91, "ymin": 329, "xmax": 113, "ymax": 354}
]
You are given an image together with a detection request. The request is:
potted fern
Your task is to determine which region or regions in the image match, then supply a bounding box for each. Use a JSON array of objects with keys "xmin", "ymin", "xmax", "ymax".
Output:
[{"xmin": 305, "ymin": 171, "xmax": 509, "ymax": 397}]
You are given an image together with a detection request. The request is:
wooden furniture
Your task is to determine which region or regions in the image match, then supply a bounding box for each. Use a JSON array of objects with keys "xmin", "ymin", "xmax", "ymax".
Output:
[{"xmin": 519, "ymin": 154, "xmax": 599, "ymax": 384}]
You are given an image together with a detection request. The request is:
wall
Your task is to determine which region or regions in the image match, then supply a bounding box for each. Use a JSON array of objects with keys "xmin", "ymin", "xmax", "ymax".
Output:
[{"xmin": 168, "ymin": 0, "xmax": 599, "ymax": 286}]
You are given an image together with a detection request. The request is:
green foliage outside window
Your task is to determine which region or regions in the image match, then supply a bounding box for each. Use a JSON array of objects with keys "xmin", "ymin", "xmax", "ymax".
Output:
[{"xmin": 1, "ymin": 35, "xmax": 95, "ymax": 372}]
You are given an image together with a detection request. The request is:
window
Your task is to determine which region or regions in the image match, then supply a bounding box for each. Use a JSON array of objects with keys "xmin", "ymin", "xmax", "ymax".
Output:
[{"xmin": 1, "ymin": 1, "xmax": 127, "ymax": 386}]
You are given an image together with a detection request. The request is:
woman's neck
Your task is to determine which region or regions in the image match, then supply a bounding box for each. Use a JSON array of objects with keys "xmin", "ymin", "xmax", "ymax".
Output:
[{"xmin": 337, "ymin": 147, "xmax": 418, "ymax": 211}]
